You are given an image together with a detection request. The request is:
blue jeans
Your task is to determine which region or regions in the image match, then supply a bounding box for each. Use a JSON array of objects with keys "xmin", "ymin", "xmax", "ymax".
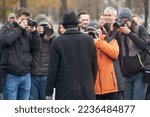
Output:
[
  {"xmin": 123, "ymin": 72, "xmax": 148, "ymax": 100},
  {"xmin": 29, "ymin": 75, "xmax": 47, "ymax": 100},
  {"xmin": 3, "ymin": 73, "xmax": 31, "ymax": 100}
]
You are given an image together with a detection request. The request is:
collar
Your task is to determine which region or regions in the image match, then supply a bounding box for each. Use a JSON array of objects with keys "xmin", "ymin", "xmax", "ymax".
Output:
[{"xmin": 64, "ymin": 28, "xmax": 82, "ymax": 34}]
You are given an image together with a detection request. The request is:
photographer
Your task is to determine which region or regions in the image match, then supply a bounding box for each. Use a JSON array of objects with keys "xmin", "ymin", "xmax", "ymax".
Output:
[
  {"xmin": 86, "ymin": 20, "xmax": 124, "ymax": 100},
  {"xmin": 29, "ymin": 14, "xmax": 57, "ymax": 100},
  {"xmin": 116, "ymin": 8, "xmax": 150, "ymax": 100},
  {"xmin": 0, "ymin": 8, "xmax": 41, "ymax": 100}
]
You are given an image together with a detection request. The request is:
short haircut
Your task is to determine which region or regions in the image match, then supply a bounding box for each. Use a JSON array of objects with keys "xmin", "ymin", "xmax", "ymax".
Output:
[
  {"xmin": 104, "ymin": 7, "xmax": 117, "ymax": 16},
  {"xmin": 15, "ymin": 7, "xmax": 32, "ymax": 18},
  {"xmin": 77, "ymin": 11, "xmax": 89, "ymax": 18}
]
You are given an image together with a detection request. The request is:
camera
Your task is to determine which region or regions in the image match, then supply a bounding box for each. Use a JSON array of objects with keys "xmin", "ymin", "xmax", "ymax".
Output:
[
  {"xmin": 113, "ymin": 19, "xmax": 124, "ymax": 30},
  {"xmin": 43, "ymin": 25, "xmax": 54, "ymax": 36},
  {"xmin": 27, "ymin": 19, "xmax": 37, "ymax": 27},
  {"xmin": 88, "ymin": 31, "xmax": 99, "ymax": 39}
]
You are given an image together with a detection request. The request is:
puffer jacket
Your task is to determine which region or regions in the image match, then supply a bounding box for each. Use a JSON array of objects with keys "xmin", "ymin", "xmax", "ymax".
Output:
[
  {"xmin": 30, "ymin": 34, "xmax": 57, "ymax": 75},
  {"xmin": 94, "ymin": 35, "xmax": 124, "ymax": 95}
]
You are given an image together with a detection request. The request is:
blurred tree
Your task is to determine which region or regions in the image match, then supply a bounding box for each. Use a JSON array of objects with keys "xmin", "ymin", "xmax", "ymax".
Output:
[
  {"xmin": 143, "ymin": 0, "xmax": 149, "ymax": 28},
  {"xmin": 27, "ymin": 0, "xmax": 60, "ymax": 18},
  {"xmin": 125, "ymin": 0, "xmax": 131, "ymax": 9},
  {"xmin": 20, "ymin": 0, "xmax": 27, "ymax": 7},
  {"xmin": 2, "ymin": 0, "xmax": 6, "ymax": 23},
  {"xmin": 0, "ymin": 0, "xmax": 18, "ymax": 23},
  {"xmin": 59, "ymin": 0, "xmax": 68, "ymax": 19}
]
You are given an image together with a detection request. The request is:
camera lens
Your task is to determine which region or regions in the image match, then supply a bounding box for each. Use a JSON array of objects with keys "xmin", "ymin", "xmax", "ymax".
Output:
[
  {"xmin": 44, "ymin": 26, "xmax": 54, "ymax": 36},
  {"xmin": 113, "ymin": 19, "xmax": 124, "ymax": 30},
  {"xmin": 28, "ymin": 19, "xmax": 37, "ymax": 27}
]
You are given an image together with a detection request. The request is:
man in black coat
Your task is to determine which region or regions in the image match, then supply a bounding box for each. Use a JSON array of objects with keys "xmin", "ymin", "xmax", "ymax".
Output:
[
  {"xmin": 0, "ymin": 8, "xmax": 41, "ymax": 100},
  {"xmin": 45, "ymin": 11, "xmax": 97, "ymax": 100}
]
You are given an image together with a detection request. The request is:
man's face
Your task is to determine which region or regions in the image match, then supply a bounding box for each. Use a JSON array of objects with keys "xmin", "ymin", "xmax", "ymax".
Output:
[
  {"xmin": 79, "ymin": 14, "xmax": 90, "ymax": 29},
  {"xmin": 121, "ymin": 18, "xmax": 132, "ymax": 28},
  {"xmin": 8, "ymin": 17, "xmax": 16, "ymax": 22},
  {"xmin": 15, "ymin": 15, "xmax": 29, "ymax": 27},
  {"xmin": 104, "ymin": 10, "xmax": 117, "ymax": 24}
]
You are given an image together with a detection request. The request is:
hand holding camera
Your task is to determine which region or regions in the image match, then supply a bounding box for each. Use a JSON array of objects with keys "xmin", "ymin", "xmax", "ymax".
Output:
[
  {"xmin": 119, "ymin": 26, "xmax": 131, "ymax": 35},
  {"xmin": 27, "ymin": 19, "xmax": 38, "ymax": 32},
  {"xmin": 17, "ymin": 19, "xmax": 28, "ymax": 29},
  {"xmin": 113, "ymin": 19, "xmax": 131, "ymax": 35}
]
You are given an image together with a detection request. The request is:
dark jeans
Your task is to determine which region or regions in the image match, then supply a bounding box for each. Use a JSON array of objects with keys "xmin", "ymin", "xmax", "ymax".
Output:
[
  {"xmin": 96, "ymin": 91, "xmax": 123, "ymax": 100},
  {"xmin": 29, "ymin": 75, "xmax": 47, "ymax": 100},
  {"xmin": 123, "ymin": 72, "xmax": 147, "ymax": 100}
]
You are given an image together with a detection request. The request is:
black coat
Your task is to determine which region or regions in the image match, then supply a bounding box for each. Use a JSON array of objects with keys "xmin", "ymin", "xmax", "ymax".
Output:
[
  {"xmin": 45, "ymin": 29, "xmax": 97, "ymax": 100},
  {"xmin": 0, "ymin": 22, "xmax": 41, "ymax": 75}
]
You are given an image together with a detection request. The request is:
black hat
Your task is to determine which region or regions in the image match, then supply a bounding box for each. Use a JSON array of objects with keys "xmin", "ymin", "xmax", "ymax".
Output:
[
  {"xmin": 62, "ymin": 11, "xmax": 80, "ymax": 25},
  {"xmin": 86, "ymin": 20, "xmax": 100, "ymax": 31},
  {"xmin": 119, "ymin": 8, "xmax": 133, "ymax": 22}
]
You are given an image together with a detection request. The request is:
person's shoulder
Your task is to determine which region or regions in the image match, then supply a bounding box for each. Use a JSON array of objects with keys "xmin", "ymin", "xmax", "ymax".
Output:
[
  {"xmin": 51, "ymin": 36, "xmax": 62, "ymax": 44},
  {"xmin": 79, "ymin": 33, "xmax": 93, "ymax": 40}
]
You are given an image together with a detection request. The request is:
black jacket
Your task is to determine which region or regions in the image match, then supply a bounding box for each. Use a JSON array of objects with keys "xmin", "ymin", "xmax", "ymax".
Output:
[
  {"xmin": 0, "ymin": 22, "xmax": 41, "ymax": 75},
  {"xmin": 30, "ymin": 34, "xmax": 57, "ymax": 75},
  {"xmin": 117, "ymin": 24, "xmax": 150, "ymax": 76},
  {"xmin": 45, "ymin": 29, "xmax": 97, "ymax": 100}
]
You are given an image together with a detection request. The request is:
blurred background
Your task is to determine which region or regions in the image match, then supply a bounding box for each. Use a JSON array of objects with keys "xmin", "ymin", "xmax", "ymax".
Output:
[{"xmin": 0, "ymin": 0, "xmax": 150, "ymax": 32}]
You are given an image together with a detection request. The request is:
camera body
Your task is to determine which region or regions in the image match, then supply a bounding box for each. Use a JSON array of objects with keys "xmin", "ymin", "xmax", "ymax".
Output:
[
  {"xmin": 27, "ymin": 19, "xmax": 37, "ymax": 27},
  {"xmin": 43, "ymin": 25, "xmax": 54, "ymax": 36},
  {"xmin": 88, "ymin": 31, "xmax": 99, "ymax": 39},
  {"xmin": 113, "ymin": 19, "xmax": 124, "ymax": 30}
]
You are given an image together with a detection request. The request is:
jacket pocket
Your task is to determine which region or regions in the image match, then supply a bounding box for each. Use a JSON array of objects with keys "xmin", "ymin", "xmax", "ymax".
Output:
[{"xmin": 111, "ymin": 72, "xmax": 116, "ymax": 88}]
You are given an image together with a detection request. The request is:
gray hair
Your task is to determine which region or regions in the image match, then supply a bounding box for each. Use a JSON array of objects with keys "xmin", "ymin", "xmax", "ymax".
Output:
[{"xmin": 104, "ymin": 7, "xmax": 117, "ymax": 16}]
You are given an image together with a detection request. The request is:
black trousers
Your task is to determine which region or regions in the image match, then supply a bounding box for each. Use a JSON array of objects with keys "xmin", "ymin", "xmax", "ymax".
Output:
[
  {"xmin": 145, "ymin": 82, "xmax": 150, "ymax": 100},
  {"xmin": 96, "ymin": 91, "xmax": 124, "ymax": 100}
]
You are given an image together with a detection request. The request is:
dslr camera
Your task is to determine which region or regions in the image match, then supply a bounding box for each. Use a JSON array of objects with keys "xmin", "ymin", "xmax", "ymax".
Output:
[
  {"xmin": 43, "ymin": 25, "xmax": 54, "ymax": 36},
  {"xmin": 27, "ymin": 19, "xmax": 37, "ymax": 27},
  {"xmin": 113, "ymin": 19, "xmax": 124, "ymax": 30}
]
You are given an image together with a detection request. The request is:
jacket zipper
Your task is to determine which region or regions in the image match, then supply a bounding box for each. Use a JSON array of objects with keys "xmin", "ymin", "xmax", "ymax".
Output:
[
  {"xmin": 97, "ymin": 65, "xmax": 102, "ymax": 94},
  {"xmin": 99, "ymin": 50, "xmax": 102, "ymax": 94}
]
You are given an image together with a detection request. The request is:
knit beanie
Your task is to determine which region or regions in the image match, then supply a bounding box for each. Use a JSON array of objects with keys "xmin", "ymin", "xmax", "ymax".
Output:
[
  {"xmin": 86, "ymin": 20, "xmax": 100, "ymax": 31},
  {"xmin": 35, "ymin": 14, "xmax": 49, "ymax": 26},
  {"xmin": 119, "ymin": 8, "xmax": 133, "ymax": 22}
]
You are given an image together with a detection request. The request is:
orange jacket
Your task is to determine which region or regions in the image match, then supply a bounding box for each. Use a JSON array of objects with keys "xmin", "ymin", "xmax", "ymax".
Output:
[{"xmin": 94, "ymin": 35, "xmax": 121, "ymax": 95}]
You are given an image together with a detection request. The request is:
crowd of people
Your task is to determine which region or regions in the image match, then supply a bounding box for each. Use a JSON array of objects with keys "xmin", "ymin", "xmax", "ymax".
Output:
[{"xmin": 0, "ymin": 6, "xmax": 150, "ymax": 100}]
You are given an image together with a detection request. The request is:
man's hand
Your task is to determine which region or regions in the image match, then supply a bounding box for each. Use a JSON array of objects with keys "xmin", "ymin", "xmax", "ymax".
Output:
[
  {"xmin": 119, "ymin": 26, "xmax": 131, "ymax": 35},
  {"xmin": 18, "ymin": 19, "xmax": 28, "ymax": 29},
  {"xmin": 37, "ymin": 26, "xmax": 44, "ymax": 34}
]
